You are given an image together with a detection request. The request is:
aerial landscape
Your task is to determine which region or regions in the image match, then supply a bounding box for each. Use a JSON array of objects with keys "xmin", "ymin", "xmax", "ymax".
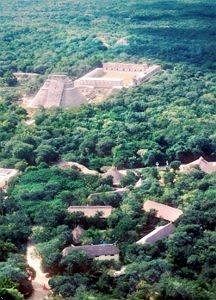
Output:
[{"xmin": 0, "ymin": 0, "xmax": 215, "ymax": 299}]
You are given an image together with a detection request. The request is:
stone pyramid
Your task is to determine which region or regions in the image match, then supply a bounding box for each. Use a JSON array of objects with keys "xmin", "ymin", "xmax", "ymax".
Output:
[{"xmin": 27, "ymin": 75, "xmax": 87, "ymax": 108}]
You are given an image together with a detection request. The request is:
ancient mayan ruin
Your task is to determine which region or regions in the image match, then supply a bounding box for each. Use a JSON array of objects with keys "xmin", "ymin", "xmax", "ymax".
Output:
[
  {"xmin": 25, "ymin": 62, "xmax": 161, "ymax": 109},
  {"xmin": 74, "ymin": 62, "xmax": 161, "ymax": 90},
  {"xmin": 25, "ymin": 74, "xmax": 87, "ymax": 109}
]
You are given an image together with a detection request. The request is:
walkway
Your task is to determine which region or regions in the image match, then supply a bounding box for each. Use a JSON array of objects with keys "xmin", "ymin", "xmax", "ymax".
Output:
[{"xmin": 26, "ymin": 242, "xmax": 52, "ymax": 300}]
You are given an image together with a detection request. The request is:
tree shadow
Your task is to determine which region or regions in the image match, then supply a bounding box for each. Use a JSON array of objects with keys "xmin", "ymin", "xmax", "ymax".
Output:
[{"xmin": 125, "ymin": 0, "xmax": 216, "ymax": 66}]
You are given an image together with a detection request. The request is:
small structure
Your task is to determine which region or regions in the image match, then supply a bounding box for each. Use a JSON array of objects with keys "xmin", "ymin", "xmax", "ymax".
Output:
[
  {"xmin": 180, "ymin": 156, "xmax": 216, "ymax": 174},
  {"xmin": 62, "ymin": 244, "xmax": 119, "ymax": 261},
  {"xmin": 14, "ymin": 72, "xmax": 39, "ymax": 81},
  {"xmin": 72, "ymin": 225, "xmax": 85, "ymax": 244},
  {"xmin": 24, "ymin": 119, "xmax": 35, "ymax": 126},
  {"xmin": 143, "ymin": 200, "xmax": 183, "ymax": 222},
  {"xmin": 110, "ymin": 266, "xmax": 126, "ymax": 277},
  {"xmin": 67, "ymin": 205, "xmax": 113, "ymax": 218},
  {"xmin": 134, "ymin": 178, "xmax": 143, "ymax": 188},
  {"xmin": 25, "ymin": 74, "xmax": 87, "ymax": 109},
  {"xmin": 115, "ymin": 38, "xmax": 129, "ymax": 46},
  {"xmin": 136, "ymin": 223, "xmax": 175, "ymax": 245},
  {"xmin": 102, "ymin": 166, "xmax": 124, "ymax": 186},
  {"xmin": 0, "ymin": 168, "xmax": 19, "ymax": 189}
]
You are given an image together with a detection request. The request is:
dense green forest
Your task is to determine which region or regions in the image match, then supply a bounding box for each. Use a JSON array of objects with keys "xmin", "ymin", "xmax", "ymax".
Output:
[{"xmin": 0, "ymin": 0, "xmax": 216, "ymax": 299}]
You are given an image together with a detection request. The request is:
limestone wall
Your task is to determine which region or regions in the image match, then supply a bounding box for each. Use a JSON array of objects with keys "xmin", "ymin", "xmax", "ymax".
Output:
[
  {"xmin": 74, "ymin": 77, "xmax": 123, "ymax": 88},
  {"xmin": 95, "ymin": 254, "xmax": 119, "ymax": 261},
  {"xmin": 83, "ymin": 68, "xmax": 104, "ymax": 78},
  {"xmin": 74, "ymin": 63, "xmax": 161, "ymax": 90},
  {"xmin": 134, "ymin": 65, "xmax": 161, "ymax": 85},
  {"xmin": 103, "ymin": 62, "xmax": 148, "ymax": 72}
]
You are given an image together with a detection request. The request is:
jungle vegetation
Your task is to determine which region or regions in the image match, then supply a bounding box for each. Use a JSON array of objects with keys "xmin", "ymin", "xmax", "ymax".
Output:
[{"xmin": 0, "ymin": 0, "xmax": 215, "ymax": 299}]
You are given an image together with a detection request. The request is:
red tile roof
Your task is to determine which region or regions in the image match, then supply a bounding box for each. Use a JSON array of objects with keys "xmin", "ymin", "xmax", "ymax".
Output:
[{"xmin": 143, "ymin": 200, "xmax": 183, "ymax": 222}]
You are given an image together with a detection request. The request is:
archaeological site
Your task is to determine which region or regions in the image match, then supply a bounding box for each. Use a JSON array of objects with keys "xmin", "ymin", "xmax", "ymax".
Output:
[{"xmin": 25, "ymin": 62, "xmax": 161, "ymax": 109}]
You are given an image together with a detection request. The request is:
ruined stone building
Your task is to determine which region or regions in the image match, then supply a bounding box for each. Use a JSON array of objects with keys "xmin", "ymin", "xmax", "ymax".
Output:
[
  {"xmin": 26, "ymin": 75, "xmax": 87, "ymax": 109},
  {"xmin": 74, "ymin": 62, "xmax": 161, "ymax": 91},
  {"xmin": 25, "ymin": 62, "xmax": 161, "ymax": 108},
  {"xmin": 0, "ymin": 168, "xmax": 19, "ymax": 189}
]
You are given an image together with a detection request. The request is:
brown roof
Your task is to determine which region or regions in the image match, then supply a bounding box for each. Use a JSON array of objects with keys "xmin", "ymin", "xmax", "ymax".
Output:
[
  {"xmin": 136, "ymin": 223, "xmax": 175, "ymax": 245},
  {"xmin": 67, "ymin": 205, "xmax": 113, "ymax": 218},
  {"xmin": 143, "ymin": 200, "xmax": 183, "ymax": 222},
  {"xmin": 180, "ymin": 157, "xmax": 216, "ymax": 174},
  {"xmin": 62, "ymin": 244, "xmax": 119, "ymax": 258},
  {"xmin": 102, "ymin": 166, "xmax": 124, "ymax": 186}
]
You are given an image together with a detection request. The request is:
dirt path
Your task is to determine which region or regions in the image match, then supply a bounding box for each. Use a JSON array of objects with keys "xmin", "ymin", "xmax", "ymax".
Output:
[
  {"xmin": 58, "ymin": 160, "xmax": 99, "ymax": 176},
  {"xmin": 26, "ymin": 243, "xmax": 52, "ymax": 300}
]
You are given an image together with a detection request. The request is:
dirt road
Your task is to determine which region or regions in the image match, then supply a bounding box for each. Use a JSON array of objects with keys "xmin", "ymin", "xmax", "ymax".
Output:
[{"xmin": 26, "ymin": 243, "xmax": 52, "ymax": 300}]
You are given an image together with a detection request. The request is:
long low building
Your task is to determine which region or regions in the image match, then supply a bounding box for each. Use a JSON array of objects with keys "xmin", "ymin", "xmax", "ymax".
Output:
[
  {"xmin": 0, "ymin": 168, "xmax": 19, "ymax": 189},
  {"xmin": 143, "ymin": 200, "xmax": 183, "ymax": 222},
  {"xmin": 67, "ymin": 205, "xmax": 113, "ymax": 218},
  {"xmin": 180, "ymin": 156, "xmax": 216, "ymax": 174},
  {"xmin": 62, "ymin": 244, "xmax": 119, "ymax": 261},
  {"xmin": 136, "ymin": 223, "xmax": 175, "ymax": 245},
  {"xmin": 74, "ymin": 62, "xmax": 161, "ymax": 90}
]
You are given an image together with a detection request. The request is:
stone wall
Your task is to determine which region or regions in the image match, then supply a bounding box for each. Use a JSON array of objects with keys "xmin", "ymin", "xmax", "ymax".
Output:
[
  {"xmin": 103, "ymin": 62, "xmax": 148, "ymax": 72},
  {"xmin": 134, "ymin": 65, "xmax": 161, "ymax": 85},
  {"xmin": 83, "ymin": 68, "xmax": 104, "ymax": 78},
  {"xmin": 74, "ymin": 62, "xmax": 161, "ymax": 90},
  {"xmin": 95, "ymin": 254, "xmax": 119, "ymax": 261},
  {"xmin": 74, "ymin": 77, "xmax": 123, "ymax": 88}
]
